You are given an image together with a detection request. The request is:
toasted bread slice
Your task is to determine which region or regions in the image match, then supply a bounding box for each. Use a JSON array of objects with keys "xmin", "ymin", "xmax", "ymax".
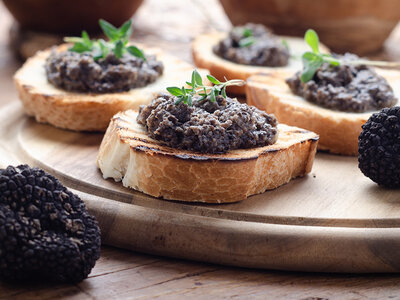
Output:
[
  {"xmin": 246, "ymin": 71, "xmax": 400, "ymax": 156},
  {"xmin": 192, "ymin": 32, "xmax": 329, "ymax": 95},
  {"xmin": 97, "ymin": 110, "xmax": 319, "ymax": 203},
  {"xmin": 14, "ymin": 44, "xmax": 208, "ymax": 131}
]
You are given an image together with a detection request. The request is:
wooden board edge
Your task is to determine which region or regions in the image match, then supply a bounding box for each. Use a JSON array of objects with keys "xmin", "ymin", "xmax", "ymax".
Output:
[{"xmin": 77, "ymin": 189, "xmax": 400, "ymax": 273}]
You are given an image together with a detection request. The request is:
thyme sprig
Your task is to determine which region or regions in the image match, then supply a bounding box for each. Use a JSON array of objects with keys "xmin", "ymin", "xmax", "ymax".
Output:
[
  {"xmin": 166, "ymin": 70, "xmax": 244, "ymax": 106},
  {"xmin": 300, "ymin": 29, "xmax": 340, "ymax": 82},
  {"xmin": 237, "ymin": 28, "xmax": 256, "ymax": 48},
  {"xmin": 236, "ymin": 27, "xmax": 290, "ymax": 51},
  {"xmin": 64, "ymin": 19, "xmax": 146, "ymax": 61},
  {"xmin": 301, "ymin": 29, "xmax": 400, "ymax": 83}
]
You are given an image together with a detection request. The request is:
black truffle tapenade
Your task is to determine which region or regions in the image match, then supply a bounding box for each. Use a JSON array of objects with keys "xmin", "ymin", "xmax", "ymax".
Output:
[
  {"xmin": 286, "ymin": 54, "xmax": 397, "ymax": 113},
  {"xmin": 137, "ymin": 94, "xmax": 278, "ymax": 154},
  {"xmin": 213, "ymin": 23, "xmax": 290, "ymax": 67},
  {"xmin": 45, "ymin": 50, "xmax": 164, "ymax": 93}
]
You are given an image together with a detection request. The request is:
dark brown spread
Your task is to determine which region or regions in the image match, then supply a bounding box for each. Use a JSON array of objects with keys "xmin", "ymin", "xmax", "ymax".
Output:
[
  {"xmin": 213, "ymin": 23, "xmax": 289, "ymax": 67},
  {"xmin": 137, "ymin": 94, "xmax": 278, "ymax": 154},
  {"xmin": 45, "ymin": 50, "xmax": 164, "ymax": 93},
  {"xmin": 286, "ymin": 54, "xmax": 397, "ymax": 112}
]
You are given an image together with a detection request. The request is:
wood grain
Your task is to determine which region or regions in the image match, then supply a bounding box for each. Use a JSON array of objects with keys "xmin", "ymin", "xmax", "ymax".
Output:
[
  {"xmin": 2, "ymin": 0, "xmax": 400, "ymax": 298},
  {"xmin": 0, "ymin": 98, "xmax": 400, "ymax": 273},
  {"xmin": 2, "ymin": 246, "xmax": 400, "ymax": 299}
]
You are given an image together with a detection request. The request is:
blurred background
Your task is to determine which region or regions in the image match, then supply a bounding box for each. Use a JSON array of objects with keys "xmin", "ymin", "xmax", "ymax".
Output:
[
  {"xmin": 1, "ymin": 0, "xmax": 400, "ymax": 104},
  {"xmin": 3, "ymin": 0, "xmax": 400, "ymax": 59}
]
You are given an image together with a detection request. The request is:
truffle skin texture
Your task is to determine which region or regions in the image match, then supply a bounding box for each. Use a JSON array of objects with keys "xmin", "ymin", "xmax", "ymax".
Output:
[
  {"xmin": 358, "ymin": 106, "xmax": 400, "ymax": 187},
  {"xmin": 0, "ymin": 165, "xmax": 101, "ymax": 283}
]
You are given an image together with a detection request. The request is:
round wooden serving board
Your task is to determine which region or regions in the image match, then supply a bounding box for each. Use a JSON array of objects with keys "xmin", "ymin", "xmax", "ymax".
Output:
[{"xmin": 2, "ymin": 101, "xmax": 400, "ymax": 273}]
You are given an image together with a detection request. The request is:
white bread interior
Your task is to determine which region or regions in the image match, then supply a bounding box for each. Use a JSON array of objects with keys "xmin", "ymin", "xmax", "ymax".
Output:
[
  {"xmin": 192, "ymin": 31, "xmax": 329, "ymax": 95},
  {"xmin": 246, "ymin": 70, "xmax": 400, "ymax": 156},
  {"xmin": 97, "ymin": 110, "xmax": 319, "ymax": 203},
  {"xmin": 14, "ymin": 44, "xmax": 208, "ymax": 132}
]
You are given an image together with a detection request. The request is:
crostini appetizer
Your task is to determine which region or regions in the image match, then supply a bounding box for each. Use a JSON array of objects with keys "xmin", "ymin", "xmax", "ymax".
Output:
[
  {"xmin": 14, "ymin": 19, "xmax": 207, "ymax": 131},
  {"xmin": 247, "ymin": 29, "xmax": 400, "ymax": 155},
  {"xmin": 97, "ymin": 70, "xmax": 319, "ymax": 203},
  {"xmin": 192, "ymin": 23, "xmax": 329, "ymax": 94}
]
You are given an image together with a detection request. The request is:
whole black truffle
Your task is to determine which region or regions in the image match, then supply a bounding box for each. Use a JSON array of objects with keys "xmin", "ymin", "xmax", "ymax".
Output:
[
  {"xmin": 358, "ymin": 106, "xmax": 400, "ymax": 187},
  {"xmin": 0, "ymin": 165, "xmax": 101, "ymax": 283}
]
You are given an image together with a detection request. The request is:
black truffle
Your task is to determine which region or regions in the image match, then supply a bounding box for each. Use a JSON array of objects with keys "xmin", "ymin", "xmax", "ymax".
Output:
[
  {"xmin": 0, "ymin": 165, "xmax": 101, "ymax": 283},
  {"xmin": 358, "ymin": 106, "xmax": 400, "ymax": 187}
]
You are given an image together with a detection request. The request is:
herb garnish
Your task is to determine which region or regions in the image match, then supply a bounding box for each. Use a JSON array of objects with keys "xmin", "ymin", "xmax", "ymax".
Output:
[
  {"xmin": 281, "ymin": 39, "xmax": 290, "ymax": 52},
  {"xmin": 64, "ymin": 19, "xmax": 146, "ymax": 61},
  {"xmin": 237, "ymin": 27, "xmax": 291, "ymax": 51},
  {"xmin": 166, "ymin": 70, "xmax": 244, "ymax": 106},
  {"xmin": 300, "ymin": 29, "xmax": 340, "ymax": 83},
  {"xmin": 238, "ymin": 28, "xmax": 256, "ymax": 48},
  {"xmin": 301, "ymin": 29, "xmax": 400, "ymax": 83}
]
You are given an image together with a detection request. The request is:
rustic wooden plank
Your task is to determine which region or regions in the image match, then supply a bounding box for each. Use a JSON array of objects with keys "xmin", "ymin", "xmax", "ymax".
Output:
[
  {"xmin": 2, "ymin": 245, "xmax": 400, "ymax": 300},
  {"xmin": 0, "ymin": 100, "xmax": 397, "ymax": 273},
  {"xmin": 0, "ymin": 247, "xmax": 160, "ymax": 300},
  {"xmin": 2, "ymin": 0, "xmax": 400, "ymax": 298},
  {"xmin": 88, "ymin": 246, "xmax": 160, "ymax": 278},
  {"xmin": 78, "ymin": 257, "xmax": 218, "ymax": 299},
  {"xmin": 113, "ymin": 269, "xmax": 400, "ymax": 300}
]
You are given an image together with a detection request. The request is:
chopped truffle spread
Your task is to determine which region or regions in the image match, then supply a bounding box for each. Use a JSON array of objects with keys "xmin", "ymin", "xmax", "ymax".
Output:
[
  {"xmin": 213, "ymin": 23, "xmax": 289, "ymax": 67},
  {"xmin": 286, "ymin": 54, "xmax": 397, "ymax": 112},
  {"xmin": 137, "ymin": 94, "xmax": 278, "ymax": 154},
  {"xmin": 45, "ymin": 50, "xmax": 164, "ymax": 93}
]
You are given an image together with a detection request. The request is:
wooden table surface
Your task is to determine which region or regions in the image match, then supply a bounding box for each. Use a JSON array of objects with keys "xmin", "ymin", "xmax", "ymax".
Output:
[{"xmin": 2, "ymin": 1, "xmax": 400, "ymax": 299}]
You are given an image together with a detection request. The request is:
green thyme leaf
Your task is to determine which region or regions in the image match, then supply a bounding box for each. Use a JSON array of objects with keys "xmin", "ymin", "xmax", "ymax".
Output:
[
  {"xmin": 210, "ymin": 88, "xmax": 216, "ymax": 102},
  {"xmin": 92, "ymin": 46, "xmax": 103, "ymax": 60},
  {"xmin": 187, "ymin": 94, "xmax": 192, "ymax": 106},
  {"xmin": 82, "ymin": 31, "xmax": 92, "ymax": 47},
  {"xmin": 321, "ymin": 54, "xmax": 340, "ymax": 66},
  {"xmin": 281, "ymin": 39, "xmax": 290, "ymax": 51},
  {"xmin": 67, "ymin": 31, "xmax": 92, "ymax": 53},
  {"xmin": 191, "ymin": 71, "xmax": 196, "ymax": 89},
  {"xmin": 67, "ymin": 19, "xmax": 146, "ymax": 61},
  {"xmin": 301, "ymin": 29, "xmax": 340, "ymax": 82},
  {"xmin": 193, "ymin": 69, "xmax": 203, "ymax": 86},
  {"xmin": 99, "ymin": 19, "xmax": 119, "ymax": 41},
  {"xmin": 127, "ymin": 46, "xmax": 146, "ymax": 60},
  {"xmin": 206, "ymin": 74, "xmax": 221, "ymax": 85},
  {"xmin": 64, "ymin": 36, "xmax": 84, "ymax": 43},
  {"xmin": 221, "ymin": 86, "xmax": 227, "ymax": 98},
  {"xmin": 166, "ymin": 87, "xmax": 184, "ymax": 96},
  {"xmin": 98, "ymin": 39, "xmax": 109, "ymax": 58},
  {"xmin": 304, "ymin": 29, "xmax": 320, "ymax": 54},
  {"xmin": 175, "ymin": 96, "xmax": 184, "ymax": 105},
  {"xmin": 239, "ymin": 36, "xmax": 256, "ymax": 48},
  {"xmin": 243, "ymin": 28, "xmax": 253, "ymax": 38},
  {"xmin": 113, "ymin": 40, "xmax": 124, "ymax": 58},
  {"xmin": 167, "ymin": 70, "xmax": 244, "ymax": 106},
  {"xmin": 118, "ymin": 19, "xmax": 133, "ymax": 40},
  {"xmin": 69, "ymin": 42, "xmax": 92, "ymax": 53},
  {"xmin": 302, "ymin": 27, "xmax": 395, "ymax": 82},
  {"xmin": 300, "ymin": 52, "xmax": 323, "ymax": 82}
]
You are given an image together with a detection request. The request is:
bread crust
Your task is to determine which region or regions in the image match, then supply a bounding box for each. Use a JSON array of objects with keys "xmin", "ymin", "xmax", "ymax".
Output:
[
  {"xmin": 192, "ymin": 32, "xmax": 328, "ymax": 95},
  {"xmin": 14, "ymin": 44, "xmax": 207, "ymax": 131},
  {"xmin": 246, "ymin": 72, "xmax": 400, "ymax": 156},
  {"xmin": 97, "ymin": 110, "xmax": 319, "ymax": 203}
]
